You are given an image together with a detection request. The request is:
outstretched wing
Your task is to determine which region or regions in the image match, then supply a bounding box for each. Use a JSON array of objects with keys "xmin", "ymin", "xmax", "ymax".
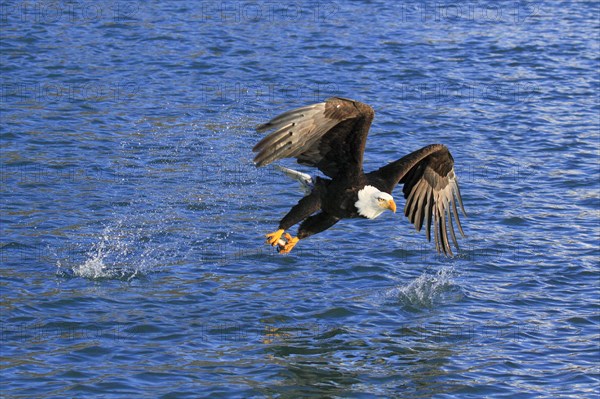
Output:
[
  {"xmin": 253, "ymin": 97, "xmax": 374, "ymax": 178},
  {"xmin": 373, "ymin": 144, "xmax": 466, "ymax": 255}
]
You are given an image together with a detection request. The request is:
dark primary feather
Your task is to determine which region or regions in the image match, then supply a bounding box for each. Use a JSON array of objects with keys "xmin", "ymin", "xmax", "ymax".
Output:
[
  {"xmin": 398, "ymin": 147, "xmax": 467, "ymax": 255},
  {"xmin": 253, "ymin": 97, "xmax": 374, "ymax": 178},
  {"xmin": 369, "ymin": 144, "xmax": 466, "ymax": 255}
]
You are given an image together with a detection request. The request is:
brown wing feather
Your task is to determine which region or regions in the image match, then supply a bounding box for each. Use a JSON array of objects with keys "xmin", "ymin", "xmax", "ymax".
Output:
[
  {"xmin": 399, "ymin": 147, "xmax": 466, "ymax": 255},
  {"xmin": 372, "ymin": 144, "xmax": 466, "ymax": 255},
  {"xmin": 253, "ymin": 97, "xmax": 374, "ymax": 178}
]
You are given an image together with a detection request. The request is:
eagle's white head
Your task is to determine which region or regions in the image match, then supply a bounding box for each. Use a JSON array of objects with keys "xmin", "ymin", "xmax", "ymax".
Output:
[{"xmin": 355, "ymin": 185, "xmax": 397, "ymax": 219}]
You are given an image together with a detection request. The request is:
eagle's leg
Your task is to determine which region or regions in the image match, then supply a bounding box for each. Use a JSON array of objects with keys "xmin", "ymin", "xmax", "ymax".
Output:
[
  {"xmin": 277, "ymin": 212, "xmax": 339, "ymax": 254},
  {"xmin": 265, "ymin": 229, "xmax": 285, "ymax": 246},
  {"xmin": 298, "ymin": 212, "xmax": 340, "ymax": 239},
  {"xmin": 278, "ymin": 233, "xmax": 299, "ymax": 254},
  {"xmin": 267, "ymin": 191, "xmax": 321, "ymax": 247}
]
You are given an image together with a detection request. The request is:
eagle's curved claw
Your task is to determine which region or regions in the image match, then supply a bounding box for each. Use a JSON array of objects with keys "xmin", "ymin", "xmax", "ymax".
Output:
[
  {"xmin": 278, "ymin": 234, "xmax": 299, "ymax": 254},
  {"xmin": 266, "ymin": 229, "xmax": 285, "ymax": 246}
]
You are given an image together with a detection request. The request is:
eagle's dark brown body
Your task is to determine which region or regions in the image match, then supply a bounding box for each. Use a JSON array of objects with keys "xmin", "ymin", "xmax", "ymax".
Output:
[{"xmin": 253, "ymin": 97, "xmax": 466, "ymax": 255}]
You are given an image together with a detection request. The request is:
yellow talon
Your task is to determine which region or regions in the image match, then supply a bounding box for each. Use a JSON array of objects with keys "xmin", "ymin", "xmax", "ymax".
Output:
[
  {"xmin": 278, "ymin": 236, "xmax": 299, "ymax": 254},
  {"xmin": 265, "ymin": 229, "xmax": 284, "ymax": 246}
]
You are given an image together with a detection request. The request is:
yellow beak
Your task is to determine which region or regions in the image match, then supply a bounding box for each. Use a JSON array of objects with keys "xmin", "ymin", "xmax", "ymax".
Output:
[{"xmin": 387, "ymin": 199, "xmax": 397, "ymax": 213}]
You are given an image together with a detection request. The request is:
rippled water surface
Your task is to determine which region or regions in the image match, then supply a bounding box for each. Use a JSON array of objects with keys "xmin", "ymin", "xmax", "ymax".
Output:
[{"xmin": 1, "ymin": 1, "xmax": 599, "ymax": 398}]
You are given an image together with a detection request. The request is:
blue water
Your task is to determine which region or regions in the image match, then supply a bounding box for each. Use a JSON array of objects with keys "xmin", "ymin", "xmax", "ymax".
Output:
[{"xmin": 1, "ymin": 1, "xmax": 598, "ymax": 397}]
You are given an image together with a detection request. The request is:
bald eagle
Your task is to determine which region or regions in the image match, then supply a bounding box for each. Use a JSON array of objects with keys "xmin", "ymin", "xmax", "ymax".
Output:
[{"xmin": 253, "ymin": 97, "xmax": 466, "ymax": 255}]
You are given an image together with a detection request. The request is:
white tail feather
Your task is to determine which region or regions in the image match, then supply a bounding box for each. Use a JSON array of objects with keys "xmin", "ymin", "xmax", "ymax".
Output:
[{"xmin": 274, "ymin": 165, "xmax": 314, "ymax": 194}]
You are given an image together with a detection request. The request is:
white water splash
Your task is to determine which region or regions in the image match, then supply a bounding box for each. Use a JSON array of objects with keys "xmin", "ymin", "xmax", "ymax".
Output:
[
  {"xmin": 387, "ymin": 268, "xmax": 464, "ymax": 309},
  {"xmin": 66, "ymin": 224, "xmax": 135, "ymax": 280},
  {"xmin": 57, "ymin": 220, "xmax": 178, "ymax": 280}
]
